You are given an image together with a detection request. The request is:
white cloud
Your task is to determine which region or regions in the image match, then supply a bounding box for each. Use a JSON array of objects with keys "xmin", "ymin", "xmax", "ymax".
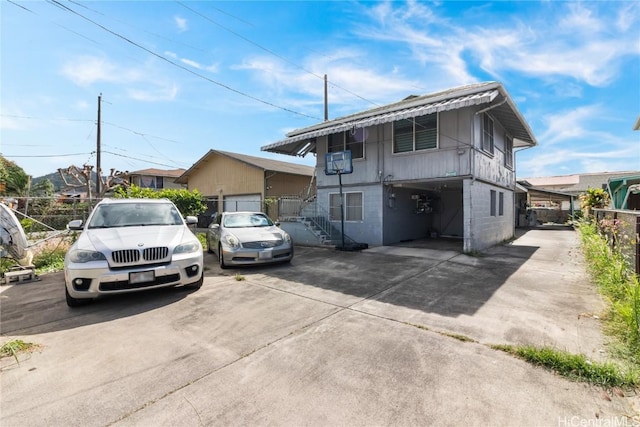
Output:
[
  {"xmin": 174, "ymin": 16, "xmax": 188, "ymax": 33},
  {"xmin": 61, "ymin": 56, "xmax": 121, "ymax": 87},
  {"xmin": 537, "ymin": 105, "xmax": 602, "ymax": 145},
  {"xmin": 356, "ymin": 2, "xmax": 638, "ymax": 88},
  {"xmin": 518, "ymin": 144, "xmax": 640, "ymax": 178},
  {"xmin": 61, "ymin": 55, "xmax": 180, "ymax": 102},
  {"xmin": 127, "ymin": 84, "xmax": 179, "ymax": 102},
  {"xmin": 181, "ymin": 58, "xmax": 202, "ymax": 69}
]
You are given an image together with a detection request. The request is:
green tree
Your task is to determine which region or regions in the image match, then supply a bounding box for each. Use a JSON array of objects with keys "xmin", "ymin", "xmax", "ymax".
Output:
[
  {"xmin": 0, "ymin": 156, "xmax": 29, "ymax": 196},
  {"xmin": 113, "ymin": 185, "xmax": 206, "ymax": 216}
]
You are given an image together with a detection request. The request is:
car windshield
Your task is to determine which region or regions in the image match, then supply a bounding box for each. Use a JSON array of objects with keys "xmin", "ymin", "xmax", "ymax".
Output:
[
  {"xmin": 223, "ymin": 213, "xmax": 273, "ymax": 228},
  {"xmin": 87, "ymin": 203, "xmax": 184, "ymax": 228}
]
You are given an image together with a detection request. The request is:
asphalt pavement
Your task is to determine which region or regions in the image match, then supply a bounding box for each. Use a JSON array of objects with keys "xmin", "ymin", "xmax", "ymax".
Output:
[{"xmin": 1, "ymin": 226, "xmax": 638, "ymax": 426}]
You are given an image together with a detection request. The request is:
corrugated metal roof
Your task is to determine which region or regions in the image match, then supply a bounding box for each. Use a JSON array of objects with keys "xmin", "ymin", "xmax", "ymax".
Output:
[{"xmin": 262, "ymin": 81, "xmax": 537, "ymax": 156}]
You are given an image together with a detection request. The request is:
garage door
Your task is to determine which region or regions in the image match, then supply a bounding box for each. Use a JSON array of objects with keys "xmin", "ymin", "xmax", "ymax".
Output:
[{"xmin": 223, "ymin": 195, "xmax": 262, "ymax": 212}]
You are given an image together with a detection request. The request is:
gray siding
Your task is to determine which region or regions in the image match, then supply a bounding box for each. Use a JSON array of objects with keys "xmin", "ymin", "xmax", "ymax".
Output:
[{"xmin": 318, "ymin": 184, "xmax": 384, "ymax": 246}]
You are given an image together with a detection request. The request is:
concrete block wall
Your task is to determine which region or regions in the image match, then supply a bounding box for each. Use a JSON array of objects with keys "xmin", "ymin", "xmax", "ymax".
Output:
[{"xmin": 464, "ymin": 179, "xmax": 515, "ymax": 252}]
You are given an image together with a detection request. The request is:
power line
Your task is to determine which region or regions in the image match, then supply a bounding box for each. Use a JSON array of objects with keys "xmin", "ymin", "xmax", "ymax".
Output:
[
  {"xmin": 177, "ymin": 1, "xmax": 381, "ymax": 109},
  {"xmin": 47, "ymin": 0, "xmax": 322, "ymax": 121},
  {"xmin": 3, "ymin": 152, "xmax": 90, "ymax": 158},
  {"xmin": 102, "ymin": 150, "xmax": 187, "ymax": 169}
]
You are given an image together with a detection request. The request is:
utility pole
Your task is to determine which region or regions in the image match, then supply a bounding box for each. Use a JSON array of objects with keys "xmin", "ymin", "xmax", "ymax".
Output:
[
  {"xmin": 96, "ymin": 93, "xmax": 102, "ymax": 197},
  {"xmin": 324, "ymin": 74, "xmax": 328, "ymax": 121}
]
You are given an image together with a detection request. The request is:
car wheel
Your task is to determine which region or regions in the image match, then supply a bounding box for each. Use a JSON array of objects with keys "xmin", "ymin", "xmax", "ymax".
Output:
[
  {"xmin": 218, "ymin": 245, "xmax": 227, "ymax": 269},
  {"xmin": 65, "ymin": 286, "xmax": 90, "ymax": 307}
]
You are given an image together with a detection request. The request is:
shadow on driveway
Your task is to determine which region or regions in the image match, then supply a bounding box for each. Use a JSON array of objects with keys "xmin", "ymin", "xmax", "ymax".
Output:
[
  {"xmin": 220, "ymin": 236, "xmax": 539, "ymax": 318},
  {"xmin": 0, "ymin": 271, "xmax": 198, "ymax": 335}
]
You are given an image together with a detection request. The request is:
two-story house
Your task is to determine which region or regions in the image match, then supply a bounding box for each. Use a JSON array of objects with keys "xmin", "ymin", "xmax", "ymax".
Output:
[{"xmin": 262, "ymin": 82, "xmax": 537, "ymax": 252}]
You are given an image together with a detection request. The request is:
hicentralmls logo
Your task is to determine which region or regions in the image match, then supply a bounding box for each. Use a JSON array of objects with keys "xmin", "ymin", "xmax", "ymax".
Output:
[{"xmin": 558, "ymin": 416, "xmax": 638, "ymax": 427}]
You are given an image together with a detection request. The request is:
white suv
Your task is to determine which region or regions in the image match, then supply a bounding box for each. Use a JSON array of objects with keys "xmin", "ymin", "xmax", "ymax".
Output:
[{"xmin": 64, "ymin": 198, "xmax": 204, "ymax": 307}]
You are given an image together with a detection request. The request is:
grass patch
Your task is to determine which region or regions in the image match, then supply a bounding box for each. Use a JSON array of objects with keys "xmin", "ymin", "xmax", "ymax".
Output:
[
  {"xmin": 576, "ymin": 219, "xmax": 640, "ymax": 365},
  {"xmin": 1, "ymin": 339, "xmax": 39, "ymax": 365},
  {"xmin": 32, "ymin": 246, "xmax": 67, "ymax": 275},
  {"xmin": 493, "ymin": 344, "xmax": 639, "ymax": 388}
]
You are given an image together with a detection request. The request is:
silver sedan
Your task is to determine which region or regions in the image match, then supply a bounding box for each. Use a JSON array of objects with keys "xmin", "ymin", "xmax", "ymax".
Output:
[{"xmin": 207, "ymin": 211, "xmax": 293, "ymax": 268}]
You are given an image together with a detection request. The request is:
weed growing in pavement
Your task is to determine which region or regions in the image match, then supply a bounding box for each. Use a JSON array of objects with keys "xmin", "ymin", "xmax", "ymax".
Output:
[
  {"xmin": 577, "ymin": 219, "xmax": 640, "ymax": 365},
  {"xmin": 234, "ymin": 274, "xmax": 246, "ymax": 281},
  {"xmin": 0, "ymin": 339, "xmax": 39, "ymax": 365},
  {"xmin": 492, "ymin": 344, "xmax": 638, "ymax": 388}
]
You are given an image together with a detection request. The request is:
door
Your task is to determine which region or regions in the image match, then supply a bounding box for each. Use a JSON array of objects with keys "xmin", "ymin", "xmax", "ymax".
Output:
[{"xmin": 223, "ymin": 195, "xmax": 261, "ymax": 212}]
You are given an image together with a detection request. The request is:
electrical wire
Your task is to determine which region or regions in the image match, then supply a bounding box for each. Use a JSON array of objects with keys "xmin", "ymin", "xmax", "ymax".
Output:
[{"xmin": 47, "ymin": 0, "xmax": 322, "ymax": 121}]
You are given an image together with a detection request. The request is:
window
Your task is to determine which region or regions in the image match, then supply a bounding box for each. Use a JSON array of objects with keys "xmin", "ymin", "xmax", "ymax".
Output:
[
  {"xmin": 393, "ymin": 114, "xmax": 438, "ymax": 153},
  {"xmin": 504, "ymin": 134, "xmax": 513, "ymax": 168},
  {"xmin": 499, "ymin": 192, "xmax": 504, "ymax": 216},
  {"xmin": 329, "ymin": 193, "xmax": 341, "ymax": 221},
  {"xmin": 345, "ymin": 192, "xmax": 363, "ymax": 221},
  {"xmin": 490, "ymin": 190, "xmax": 496, "ymax": 216},
  {"xmin": 327, "ymin": 129, "xmax": 365, "ymax": 159},
  {"xmin": 482, "ymin": 114, "xmax": 494, "ymax": 154},
  {"xmin": 329, "ymin": 192, "xmax": 363, "ymax": 221}
]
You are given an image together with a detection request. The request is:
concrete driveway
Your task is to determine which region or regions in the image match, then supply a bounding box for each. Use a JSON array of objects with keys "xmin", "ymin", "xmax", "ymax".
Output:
[{"xmin": 1, "ymin": 227, "xmax": 637, "ymax": 426}]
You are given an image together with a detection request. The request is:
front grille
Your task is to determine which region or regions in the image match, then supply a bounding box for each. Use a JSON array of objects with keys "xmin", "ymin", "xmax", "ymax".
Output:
[
  {"xmin": 143, "ymin": 247, "xmax": 169, "ymax": 261},
  {"xmin": 99, "ymin": 273, "xmax": 181, "ymax": 291},
  {"xmin": 243, "ymin": 240, "xmax": 283, "ymax": 249},
  {"xmin": 112, "ymin": 249, "xmax": 140, "ymax": 263},
  {"xmin": 112, "ymin": 247, "xmax": 169, "ymax": 264}
]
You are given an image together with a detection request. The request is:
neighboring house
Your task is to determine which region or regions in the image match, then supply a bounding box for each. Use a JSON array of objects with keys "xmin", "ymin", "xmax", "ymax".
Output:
[
  {"xmin": 262, "ymin": 81, "xmax": 537, "ymax": 252},
  {"xmin": 521, "ymin": 171, "xmax": 640, "ymax": 207},
  {"xmin": 125, "ymin": 168, "xmax": 186, "ymax": 190},
  {"xmin": 175, "ymin": 150, "xmax": 315, "ymax": 224}
]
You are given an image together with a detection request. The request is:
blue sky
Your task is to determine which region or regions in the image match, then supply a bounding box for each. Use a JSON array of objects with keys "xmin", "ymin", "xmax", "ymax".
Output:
[{"xmin": 1, "ymin": 0, "xmax": 639, "ymax": 180}]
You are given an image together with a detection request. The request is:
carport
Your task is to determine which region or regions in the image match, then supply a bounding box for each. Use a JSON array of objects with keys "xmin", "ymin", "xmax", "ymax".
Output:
[
  {"xmin": 383, "ymin": 178, "xmax": 464, "ymax": 244},
  {"xmin": 516, "ymin": 181, "xmax": 575, "ymax": 226}
]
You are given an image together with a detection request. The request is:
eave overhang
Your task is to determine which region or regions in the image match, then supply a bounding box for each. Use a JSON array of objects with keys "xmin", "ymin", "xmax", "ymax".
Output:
[{"xmin": 262, "ymin": 82, "xmax": 537, "ymax": 157}]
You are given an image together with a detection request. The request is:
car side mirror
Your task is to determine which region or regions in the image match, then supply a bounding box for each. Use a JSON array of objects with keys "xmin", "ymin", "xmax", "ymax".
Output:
[
  {"xmin": 67, "ymin": 220, "xmax": 84, "ymax": 231},
  {"xmin": 210, "ymin": 224, "xmax": 220, "ymax": 230},
  {"xmin": 185, "ymin": 216, "xmax": 198, "ymax": 225},
  {"xmin": 275, "ymin": 221, "xmax": 281, "ymax": 227}
]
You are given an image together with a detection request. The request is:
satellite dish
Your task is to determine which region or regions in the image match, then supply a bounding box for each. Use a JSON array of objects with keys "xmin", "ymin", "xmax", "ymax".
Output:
[{"xmin": 0, "ymin": 202, "xmax": 32, "ymax": 266}]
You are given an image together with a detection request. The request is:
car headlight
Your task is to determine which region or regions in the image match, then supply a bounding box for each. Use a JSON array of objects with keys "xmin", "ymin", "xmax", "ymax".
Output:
[
  {"xmin": 68, "ymin": 249, "xmax": 106, "ymax": 263},
  {"xmin": 282, "ymin": 233, "xmax": 291, "ymax": 243},
  {"xmin": 174, "ymin": 241, "xmax": 201, "ymax": 254},
  {"xmin": 223, "ymin": 234, "xmax": 240, "ymax": 248}
]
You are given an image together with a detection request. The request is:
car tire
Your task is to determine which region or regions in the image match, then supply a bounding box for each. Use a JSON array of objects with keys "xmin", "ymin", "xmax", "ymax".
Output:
[
  {"xmin": 187, "ymin": 272, "xmax": 204, "ymax": 289},
  {"xmin": 65, "ymin": 287, "xmax": 90, "ymax": 307},
  {"xmin": 218, "ymin": 245, "xmax": 227, "ymax": 269}
]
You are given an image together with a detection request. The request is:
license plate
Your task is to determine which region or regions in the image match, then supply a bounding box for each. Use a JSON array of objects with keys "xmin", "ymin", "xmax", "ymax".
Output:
[
  {"xmin": 130, "ymin": 270, "xmax": 155, "ymax": 284},
  {"xmin": 258, "ymin": 250, "xmax": 273, "ymax": 260}
]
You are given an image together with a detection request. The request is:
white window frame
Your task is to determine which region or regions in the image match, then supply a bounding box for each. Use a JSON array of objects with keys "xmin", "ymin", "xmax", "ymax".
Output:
[
  {"xmin": 482, "ymin": 113, "xmax": 494, "ymax": 155},
  {"xmin": 329, "ymin": 191, "xmax": 363, "ymax": 222},
  {"xmin": 490, "ymin": 190, "xmax": 496, "ymax": 216},
  {"xmin": 392, "ymin": 113, "xmax": 439, "ymax": 154},
  {"xmin": 504, "ymin": 134, "xmax": 513, "ymax": 169}
]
